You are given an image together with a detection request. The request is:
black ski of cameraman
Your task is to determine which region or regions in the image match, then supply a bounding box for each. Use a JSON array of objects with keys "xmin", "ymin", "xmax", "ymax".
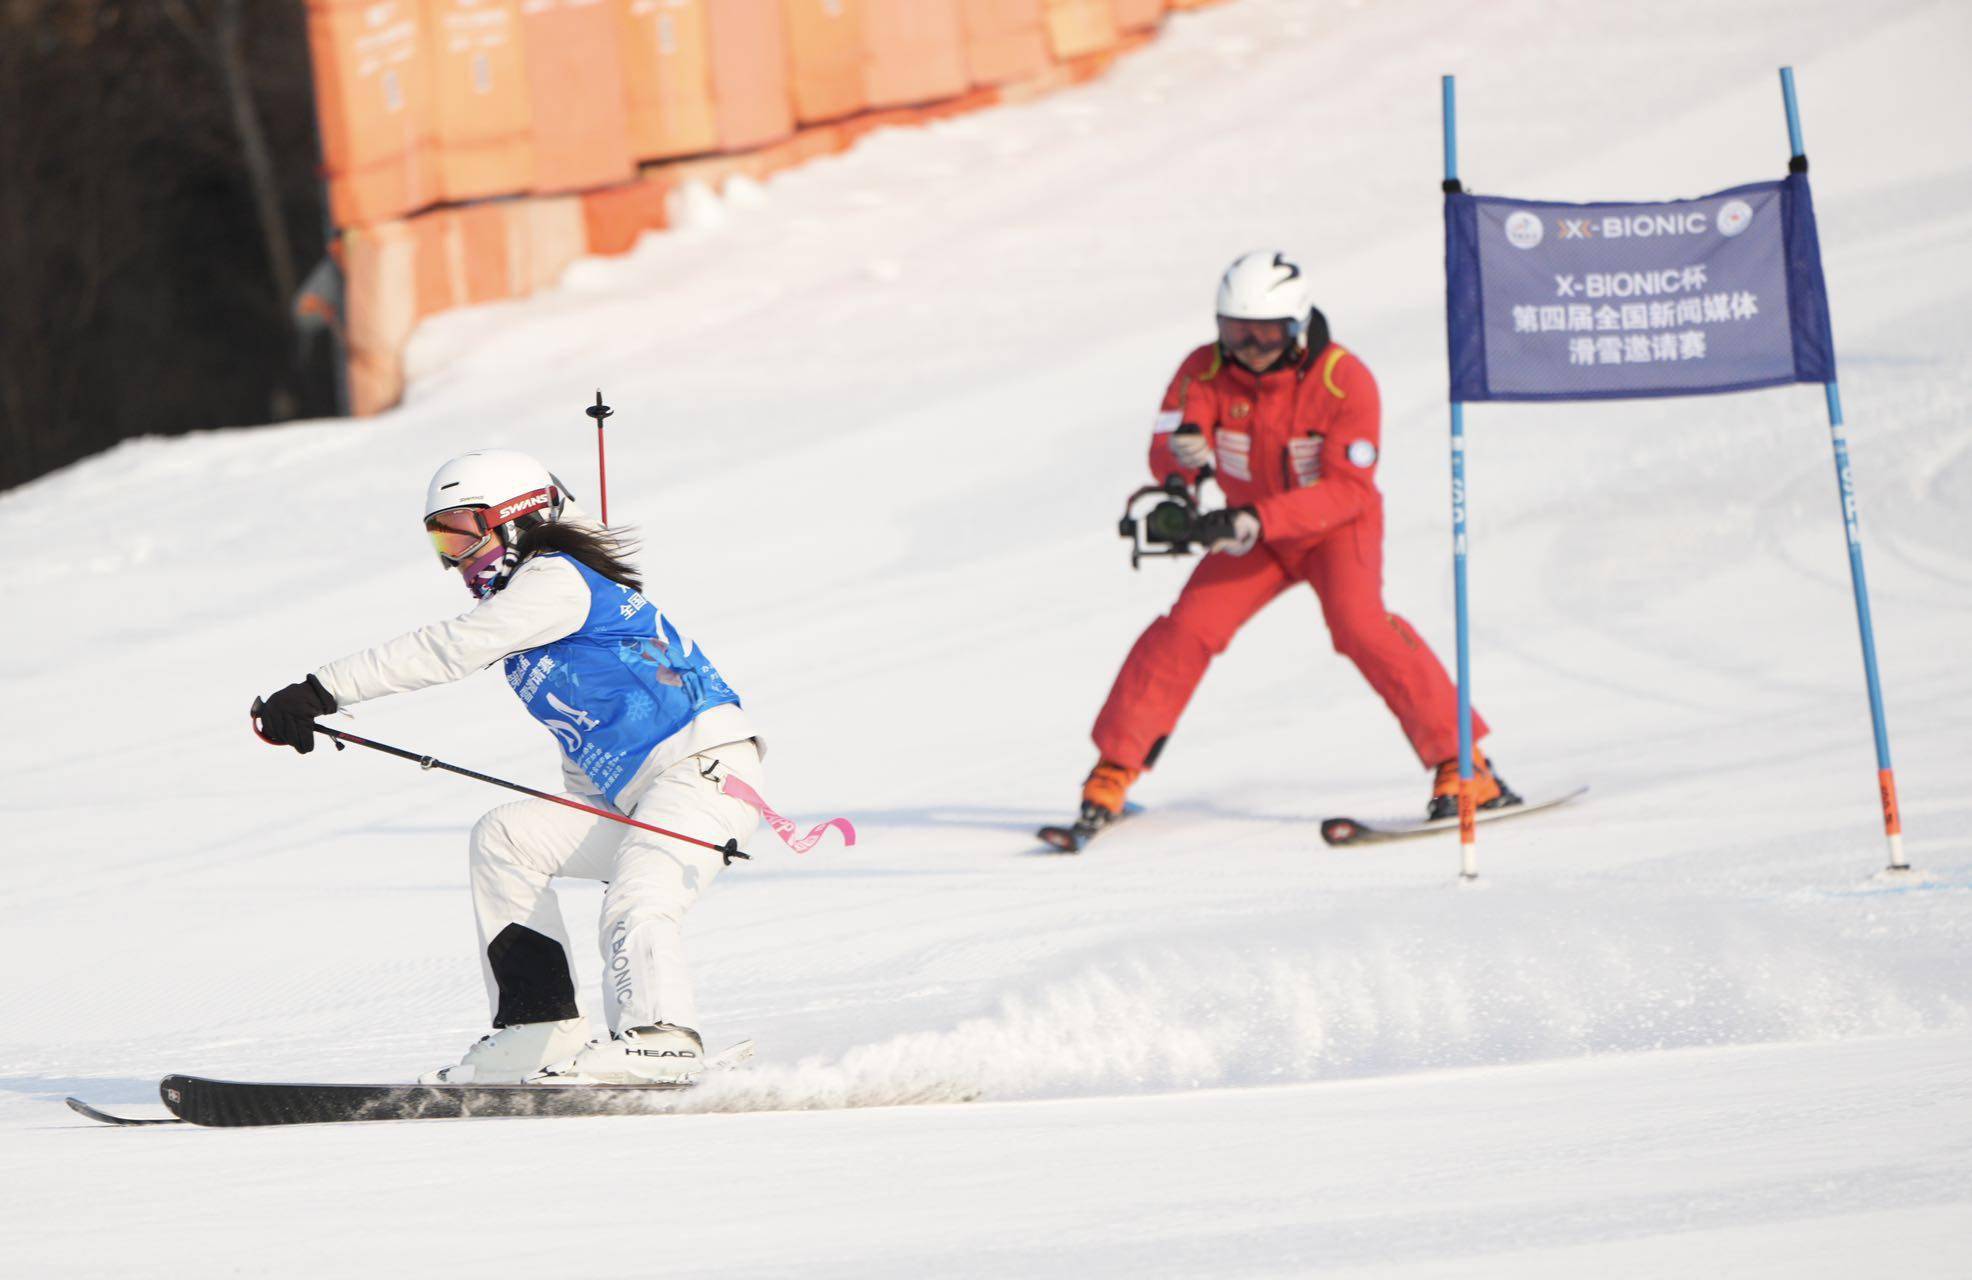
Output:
[{"xmin": 1036, "ymin": 802, "xmax": 1142, "ymax": 854}]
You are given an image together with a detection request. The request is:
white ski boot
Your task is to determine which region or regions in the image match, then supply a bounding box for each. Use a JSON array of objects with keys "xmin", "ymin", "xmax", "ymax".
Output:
[
  {"xmin": 421, "ymin": 1017, "xmax": 589, "ymax": 1085},
  {"xmin": 541, "ymin": 1023, "xmax": 707, "ymax": 1085}
]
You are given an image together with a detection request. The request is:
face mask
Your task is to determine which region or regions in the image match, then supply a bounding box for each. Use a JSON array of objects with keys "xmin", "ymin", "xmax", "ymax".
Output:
[{"xmin": 458, "ymin": 540, "xmax": 514, "ymax": 600}]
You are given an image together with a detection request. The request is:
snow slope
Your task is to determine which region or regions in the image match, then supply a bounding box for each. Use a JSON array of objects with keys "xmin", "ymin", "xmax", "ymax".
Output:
[{"xmin": 4, "ymin": 0, "xmax": 1970, "ymax": 1274}]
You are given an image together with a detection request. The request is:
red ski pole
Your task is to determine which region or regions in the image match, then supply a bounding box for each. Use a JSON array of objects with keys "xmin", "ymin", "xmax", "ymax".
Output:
[
  {"xmin": 252, "ymin": 706, "xmax": 753, "ymax": 865},
  {"xmin": 585, "ymin": 390, "xmax": 613, "ymax": 525}
]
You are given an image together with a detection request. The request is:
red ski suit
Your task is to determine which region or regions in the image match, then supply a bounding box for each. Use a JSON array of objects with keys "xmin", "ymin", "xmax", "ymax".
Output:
[{"xmin": 1093, "ymin": 340, "xmax": 1486, "ymax": 771}]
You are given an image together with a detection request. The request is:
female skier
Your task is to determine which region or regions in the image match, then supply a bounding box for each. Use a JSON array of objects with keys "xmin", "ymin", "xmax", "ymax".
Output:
[{"xmin": 251, "ymin": 449, "xmax": 761, "ymax": 1085}]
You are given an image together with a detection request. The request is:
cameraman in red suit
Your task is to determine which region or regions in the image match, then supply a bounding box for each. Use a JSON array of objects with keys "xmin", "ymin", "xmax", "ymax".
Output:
[{"xmin": 1073, "ymin": 251, "xmax": 1517, "ymax": 835}]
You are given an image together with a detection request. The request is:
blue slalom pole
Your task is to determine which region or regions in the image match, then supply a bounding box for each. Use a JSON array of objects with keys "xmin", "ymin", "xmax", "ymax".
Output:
[
  {"xmin": 1443, "ymin": 73, "xmax": 1479, "ymax": 880},
  {"xmin": 1779, "ymin": 66, "xmax": 1907, "ymax": 871}
]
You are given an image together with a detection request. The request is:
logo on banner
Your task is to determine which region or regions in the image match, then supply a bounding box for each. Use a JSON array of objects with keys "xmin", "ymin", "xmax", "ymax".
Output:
[
  {"xmin": 1559, "ymin": 212, "xmax": 1716, "ymax": 241},
  {"xmin": 1717, "ymin": 199, "xmax": 1754, "ymax": 237},
  {"xmin": 1504, "ymin": 211, "xmax": 1543, "ymax": 249}
]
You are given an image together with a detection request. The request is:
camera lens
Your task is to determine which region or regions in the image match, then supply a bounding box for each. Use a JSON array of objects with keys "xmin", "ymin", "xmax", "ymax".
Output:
[{"xmin": 1146, "ymin": 501, "xmax": 1192, "ymax": 544}]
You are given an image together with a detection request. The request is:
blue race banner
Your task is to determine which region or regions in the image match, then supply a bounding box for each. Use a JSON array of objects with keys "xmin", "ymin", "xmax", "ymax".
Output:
[{"xmin": 1445, "ymin": 173, "xmax": 1836, "ymax": 400}]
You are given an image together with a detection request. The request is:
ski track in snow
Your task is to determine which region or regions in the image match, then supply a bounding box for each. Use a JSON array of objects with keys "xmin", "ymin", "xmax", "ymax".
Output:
[{"xmin": 3, "ymin": 0, "xmax": 1971, "ymax": 1275}]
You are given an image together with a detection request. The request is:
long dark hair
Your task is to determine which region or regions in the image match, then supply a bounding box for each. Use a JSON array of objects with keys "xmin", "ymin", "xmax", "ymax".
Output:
[{"xmin": 514, "ymin": 520, "xmax": 644, "ymax": 593}]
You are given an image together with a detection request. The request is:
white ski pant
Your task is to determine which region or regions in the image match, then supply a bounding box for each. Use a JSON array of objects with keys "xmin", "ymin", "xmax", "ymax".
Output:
[{"xmin": 467, "ymin": 739, "xmax": 763, "ymax": 1036}]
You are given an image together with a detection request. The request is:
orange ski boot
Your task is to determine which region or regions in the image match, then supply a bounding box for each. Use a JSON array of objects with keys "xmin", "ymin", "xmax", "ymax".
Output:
[
  {"xmin": 1081, "ymin": 759, "xmax": 1140, "ymax": 819},
  {"xmin": 1038, "ymin": 759, "xmax": 1142, "ymax": 852},
  {"xmin": 1427, "ymin": 747, "xmax": 1521, "ymax": 821}
]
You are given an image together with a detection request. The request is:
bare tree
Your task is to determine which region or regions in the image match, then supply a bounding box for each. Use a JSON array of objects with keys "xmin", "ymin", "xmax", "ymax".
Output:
[
  {"xmin": 157, "ymin": 0, "xmax": 300, "ymax": 415},
  {"xmin": 0, "ymin": 0, "xmax": 331, "ymax": 492},
  {"xmin": 156, "ymin": 0, "xmax": 297, "ymax": 305},
  {"xmin": 0, "ymin": 1, "xmax": 153, "ymax": 479}
]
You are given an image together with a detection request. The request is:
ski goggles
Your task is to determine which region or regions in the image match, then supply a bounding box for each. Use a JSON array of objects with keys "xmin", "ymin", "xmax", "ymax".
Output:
[
  {"xmin": 424, "ymin": 485, "xmax": 560, "ymax": 565},
  {"xmin": 1216, "ymin": 316, "xmax": 1297, "ymax": 349},
  {"xmin": 425, "ymin": 508, "xmax": 495, "ymax": 567}
]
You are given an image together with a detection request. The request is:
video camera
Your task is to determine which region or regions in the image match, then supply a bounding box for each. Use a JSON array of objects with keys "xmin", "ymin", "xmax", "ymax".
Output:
[{"xmin": 1118, "ymin": 472, "xmax": 1208, "ymax": 569}]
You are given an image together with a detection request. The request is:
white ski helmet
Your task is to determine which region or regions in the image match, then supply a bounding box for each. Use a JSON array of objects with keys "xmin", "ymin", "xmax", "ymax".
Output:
[
  {"xmin": 1215, "ymin": 250, "xmax": 1316, "ymax": 343},
  {"xmin": 423, "ymin": 449, "xmax": 566, "ymax": 525},
  {"xmin": 423, "ymin": 449, "xmax": 569, "ymax": 596}
]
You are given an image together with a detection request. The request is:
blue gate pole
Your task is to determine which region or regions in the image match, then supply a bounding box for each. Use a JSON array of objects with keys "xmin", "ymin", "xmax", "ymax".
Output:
[
  {"xmin": 1779, "ymin": 66, "xmax": 1907, "ymax": 872},
  {"xmin": 1443, "ymin": 74, "xmax": 1479, "ymax": 880}
]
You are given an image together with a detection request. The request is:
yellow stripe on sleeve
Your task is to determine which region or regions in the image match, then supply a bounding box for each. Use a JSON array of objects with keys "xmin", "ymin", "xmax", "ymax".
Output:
[{"xmin": 1321, "ymin": 347, "xmax": 1348, "ymax": 398}]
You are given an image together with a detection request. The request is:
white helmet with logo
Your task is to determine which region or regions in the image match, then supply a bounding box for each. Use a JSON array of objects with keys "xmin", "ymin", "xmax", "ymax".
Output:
[
  {"xmin": 423, "ymin": 449, "xmax": 570, "ymax": 598},
  {"xmin": 423, "ymin": 449, "xmax": 565, "ymax": 522},
  {"xmin": 1216, "ymin": 250, "xmax": 1316, "ymax": 343}
]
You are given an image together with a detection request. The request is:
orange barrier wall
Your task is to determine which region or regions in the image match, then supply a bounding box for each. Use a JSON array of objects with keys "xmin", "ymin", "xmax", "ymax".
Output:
[
  {"xmin": 1043, "ymin": 0, "xmax": 1119, "ymax": 60},
  {"xmin": 317, "ymin": 0, "xmax": 1203, "ymax": 225},
  {"xmin": 424, "ymin": 0, "xmax": 534, "ymax": 201},
  {"xmin": 582, "ymin": 176, "xmax": 674, "ymax": 256},
  {"xmin": 522, "ymin": 0, "xmax": 637, "ymax": 193},
  {"xmin": 707, "ymin": 0, "xmax": 796, "ymax": 152},
  {"xmin": 518, "ymin": 196, "xmax": 590, "ymax": 292},
  {"xmin": 335, "ymin": 0, "xmax": 1233, "ymax": 413},
  {"xmin": 344, "ymin": 221, "xmax": 420, "ymax": 415},
  {"xmin": 306, "ymin": 0, "xmax": 433, "ymax": 227},
  {"xmin": 959, "ymin": 0, "xmax": 1050, "ymax": 86},
  {"xmin": 619, "ymin": 0, "xmax": 719, "ymax": 160},
  {"xmin": 862, "ymin": 0, "xmax": 969, "ymax": 108},
  {"xmin": 784, "ymin": 0, "xmax": 867, "ymax": 123},
  {"xmin": 410, "ymin": 211, "xmax": 455, "ymax": 320},
  {"xmin": 457, "ymin": 204, "xmax": 517, "ymax": 305},
  {"xmin": 402, "ymin": 197, "xmax": 585, "ymax": 322}
]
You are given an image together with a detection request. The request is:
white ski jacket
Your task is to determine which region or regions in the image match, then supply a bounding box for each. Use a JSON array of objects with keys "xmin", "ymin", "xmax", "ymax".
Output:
[{"xmin": 312, "ymin": 553, "xmax": 754, "ymax": 808}]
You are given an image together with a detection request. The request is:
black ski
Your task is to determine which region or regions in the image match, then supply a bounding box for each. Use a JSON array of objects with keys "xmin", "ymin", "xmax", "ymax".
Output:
[
  {"xmin": 1036, "ymin": 802, "xmax": 1141, "ymax": 853},
  {"xmin": 73, "ymin": 1041, "xmax": 754, "ymax": 1128},
  {"xmin": 1321, "ymin": 785, "xmax": 1589, "ymax": 847},
  {"xmin": 156, "ymin": 1074, "xmax": 704, "ymax": 1127},
  {"xmin": 66, "ymin": 1096, "xmax": 184, "ymax": 1127}
]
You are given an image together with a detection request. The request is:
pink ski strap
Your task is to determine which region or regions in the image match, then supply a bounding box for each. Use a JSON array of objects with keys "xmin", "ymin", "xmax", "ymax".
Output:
[{"xmin": 720, "ymin": 775, "xmax": 856, "ymax": 854}]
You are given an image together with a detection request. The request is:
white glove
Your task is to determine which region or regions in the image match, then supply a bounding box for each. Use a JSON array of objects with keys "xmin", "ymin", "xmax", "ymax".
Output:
[
  {"xmin": 1199, "ymin": 507, "xmax": 1262, "ymax": 556},
  {"xmin": 1170, "ymin": 426, "xmax": 1213, "ymax": 471}
]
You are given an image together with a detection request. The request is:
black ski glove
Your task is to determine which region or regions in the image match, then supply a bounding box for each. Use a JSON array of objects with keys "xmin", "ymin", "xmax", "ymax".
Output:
[
  {"xmin": 1195, "ymin": 506, "xmax": 1262, "ymax": 556},
  {"xmin": 253, "ymin": 675, "xmax": 337, "ymax": 754}
]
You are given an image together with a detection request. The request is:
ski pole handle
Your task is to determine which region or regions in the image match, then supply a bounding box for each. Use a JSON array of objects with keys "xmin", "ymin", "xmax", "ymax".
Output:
[
  {"xmin": 249, "ymin": 697, "xmax": 278, "ymax": 747},
  {"xmin": 585, "ymin": 390, "xmax": 613, "ymax": 526}
]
